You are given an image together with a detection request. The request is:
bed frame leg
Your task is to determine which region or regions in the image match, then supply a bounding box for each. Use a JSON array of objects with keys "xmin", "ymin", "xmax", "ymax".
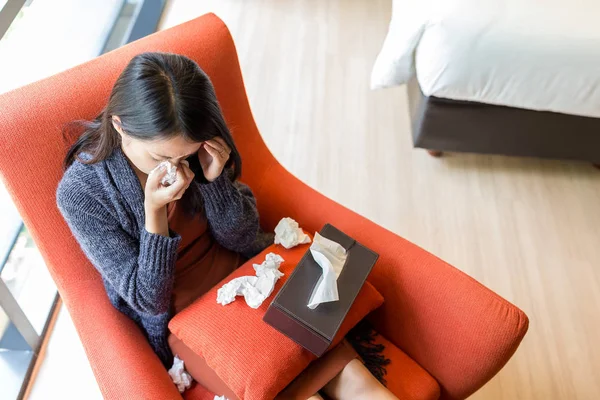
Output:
[{"xmin": 427, "ymin": 150, "xmax": 444, "ymax": 158}]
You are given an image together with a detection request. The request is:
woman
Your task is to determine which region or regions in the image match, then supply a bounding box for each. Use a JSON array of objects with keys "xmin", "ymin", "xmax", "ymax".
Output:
[{"xmin": 57, "ymin": 52, "xmax": 396, "ymax": 400}]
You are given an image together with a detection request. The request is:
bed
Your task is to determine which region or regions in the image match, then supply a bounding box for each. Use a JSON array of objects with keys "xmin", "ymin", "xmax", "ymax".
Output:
[{"xmin": 372, "ymin": 0, "xmax": 600, "ymax": 163}]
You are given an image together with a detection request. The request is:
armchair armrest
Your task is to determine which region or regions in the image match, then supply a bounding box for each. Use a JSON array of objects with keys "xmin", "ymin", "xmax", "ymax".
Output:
[
  {"xmin": 255, "ymin": 162, "xmax": 528, "ymax": 400},
  {"xmin": 61, "ymin": 278, "xmax": 182, "ymax": 400}
]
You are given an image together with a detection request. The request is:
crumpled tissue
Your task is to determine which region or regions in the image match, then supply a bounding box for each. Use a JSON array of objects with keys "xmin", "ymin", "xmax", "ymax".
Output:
[
  {"xmin": 214, "ymin": 396, "xmax": 229, "ymax": 400},
  {"xmin": 217, "ymin": 253, "xmax": 284, "ymax": 309},
  {"xmin": 307, "ymin": 233, "xmax": 348, "ymax": 309},
  {"xmin": 168, "ymin": 355, "xmax": 193, "ymax": 393},
  {"xmin": 153, "ymin": 160, "xmax": 177, "ymax": 186},
  {"xmin": 274, "ymin": 217, "xmax": 311, "ymax": 249}
]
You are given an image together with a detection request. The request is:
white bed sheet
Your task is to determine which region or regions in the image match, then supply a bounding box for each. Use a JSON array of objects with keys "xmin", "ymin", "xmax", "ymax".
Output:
[{"xmin": 371, "ymin": 0, "xmax": 600, "ymax": 118}]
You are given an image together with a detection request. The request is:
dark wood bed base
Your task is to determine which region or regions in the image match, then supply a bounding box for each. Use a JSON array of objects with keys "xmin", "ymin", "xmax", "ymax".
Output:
[{"xmin": 407, "ymin": 79, "xmax": 600, "ymax": 164}]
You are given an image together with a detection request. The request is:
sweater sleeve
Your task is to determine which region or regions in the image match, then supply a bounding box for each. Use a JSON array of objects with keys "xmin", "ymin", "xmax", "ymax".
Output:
[
  {"xmin": 199, "ymin": 172, "xmax": 271, "ymax": 256},
  {"xmin": 57, "ymin": 179, "xmax": 181, "ymax": 315}
]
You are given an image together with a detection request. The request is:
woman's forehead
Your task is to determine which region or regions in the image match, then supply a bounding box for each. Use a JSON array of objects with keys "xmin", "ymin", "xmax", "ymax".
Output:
[{"xmin": 145, "ymin": 135, "xmax": 202, "ymax": 157}]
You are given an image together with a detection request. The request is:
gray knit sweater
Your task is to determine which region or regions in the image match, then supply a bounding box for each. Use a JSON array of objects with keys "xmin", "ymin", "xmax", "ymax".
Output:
[{"xmin": 56, "ymin": 148, "xmax": 271, "ymax": 368}]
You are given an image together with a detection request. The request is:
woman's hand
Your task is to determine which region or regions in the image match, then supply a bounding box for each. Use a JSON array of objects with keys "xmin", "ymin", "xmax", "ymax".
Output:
[
  {"xmin": 144, "ymin": 161, "xmax": 194, "ymax": 236},
  {"xmin": 145, "ymin": 160, "xmax": 195, "ymax": 210},
  {"xmin": 198, "ymin": 137, "xmax": 231, "ymax": 182}
]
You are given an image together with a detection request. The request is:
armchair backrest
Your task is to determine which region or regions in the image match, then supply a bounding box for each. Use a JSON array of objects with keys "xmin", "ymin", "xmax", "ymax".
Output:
[{"xmin": 0, "ymin": 14, "xmax": 273, "ymax": 291}]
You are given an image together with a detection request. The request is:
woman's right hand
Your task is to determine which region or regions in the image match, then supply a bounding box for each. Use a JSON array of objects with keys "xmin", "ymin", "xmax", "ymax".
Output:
[
  {"xmin": 144, "ymin": 161, "xmax": 194, "ymax": 237},
  {"xmin": 144, "ymin": 161, "xmax": 195, "ymax": 211}
]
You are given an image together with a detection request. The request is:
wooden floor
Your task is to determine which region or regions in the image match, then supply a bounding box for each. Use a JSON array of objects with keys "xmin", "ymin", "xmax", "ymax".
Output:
[{"xmin": 28, "ymin": 0, "xmax": 600, "ymax": 399}]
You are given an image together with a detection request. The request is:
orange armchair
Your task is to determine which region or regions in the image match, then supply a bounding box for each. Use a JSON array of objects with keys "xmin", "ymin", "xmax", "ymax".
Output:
[{"xmin": 0, "ymin": 14, "xmax": 527, "ymax": 400}]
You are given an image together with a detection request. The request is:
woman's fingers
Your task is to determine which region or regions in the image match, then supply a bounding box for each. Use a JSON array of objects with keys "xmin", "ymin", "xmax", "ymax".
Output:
[
  {"xmin": 178, "ymin": 160, "xmax": 192, "ymax": 182},
  {"xmin": 174, "ymin": 161, "xmax": 194, "ymax": 199},
  {"xmin": 203, "ymin": 142, "xmax": 223, "ymax": 160},
  {"xmin": 145, "ymin": 160, "xmax": 198, "ymax": 208},
  {"xmin": 206, "ymin": 138, "xmax": 231, "ymax": 155},
  {"xmin": 212, "ymin": 137, "xmax": 231, "ymax": 153},
  {"xmin": 162, "ymin": 167, "xmax": 187, "ymax": 197},
  {"xmin": 199, "ymin": 142, "xmax": 229, "ymax": 182},
  {"xmin": 147, "ymin": 163, "xmax": 169, "ymax": 189},
  {"xmin": 204, "ymin": 140, "xmax": 224, "ymax": 153}
]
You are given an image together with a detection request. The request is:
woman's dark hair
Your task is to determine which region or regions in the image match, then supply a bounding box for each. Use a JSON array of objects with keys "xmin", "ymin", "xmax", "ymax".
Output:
[
  {"xmin": 64, "ymin": 52, "xmax": 240, "ymax": 175},
  {"xmin": 63, "ymin": 52, "xmax": 241, "ymax": 213}
]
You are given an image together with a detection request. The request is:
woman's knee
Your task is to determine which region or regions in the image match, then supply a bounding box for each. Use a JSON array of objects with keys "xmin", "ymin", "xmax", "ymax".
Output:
[{"xmin": 323, "ymin": 359, "xmax": 397, "ymax": 400}]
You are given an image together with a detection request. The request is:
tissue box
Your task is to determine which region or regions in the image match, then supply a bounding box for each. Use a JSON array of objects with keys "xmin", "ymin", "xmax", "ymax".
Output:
[{"xmin": 263, "ymin": 224, "xmax": 379, "ymax": 356}]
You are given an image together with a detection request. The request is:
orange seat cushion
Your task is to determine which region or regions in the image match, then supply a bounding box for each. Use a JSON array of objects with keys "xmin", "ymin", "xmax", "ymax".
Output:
[
  {"xmin": 169, "ymin": 242, "xmax": 384, "ymax": 400},
  {"xmin": 375, "ymin": 332, "xmax": 441, "ymax": 400}
]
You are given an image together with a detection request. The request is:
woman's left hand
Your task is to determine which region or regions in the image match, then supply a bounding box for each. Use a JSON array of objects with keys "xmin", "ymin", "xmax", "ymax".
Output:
[{"xmin": 198, "ymin": 137, "xmax": 231, "ymax": 182}]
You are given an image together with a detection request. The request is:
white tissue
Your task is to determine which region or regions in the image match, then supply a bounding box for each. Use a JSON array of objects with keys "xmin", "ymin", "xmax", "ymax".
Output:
[
  {"xmin": 217, "ymin": 253, "xmax": 284, "ymax": 309},
  {"xmin": 274, "ymin": 217, "xmax": 311, "ymax": 249},
  {"xmin": 214, "ymin": 396, "xmax": 229, "ymax": 400},
  {"xmin": 153, "ymin": 160, "xmax": 177, "ymax": 186},
  {"xmin": 307, "ymin": 233, "xmax": 348, "ymax": 309},
  {"xmin": 168, "ymin": 355, "xmax": 192, "ymax": 393}
]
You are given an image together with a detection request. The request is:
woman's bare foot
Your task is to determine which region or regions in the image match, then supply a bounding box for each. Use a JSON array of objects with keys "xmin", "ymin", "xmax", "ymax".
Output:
[{"xmin": 322, "ymin": 359, "xmax": 398, "ymax": 400}]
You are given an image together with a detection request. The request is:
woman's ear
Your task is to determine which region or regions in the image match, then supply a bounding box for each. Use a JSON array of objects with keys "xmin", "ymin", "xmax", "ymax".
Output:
[{"xmin": 111, "ymin": 115, "xmax": 125, "ymax": 136}]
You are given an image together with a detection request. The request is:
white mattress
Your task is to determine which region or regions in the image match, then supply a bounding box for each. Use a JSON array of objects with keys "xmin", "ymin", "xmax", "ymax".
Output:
[{"xmin": 371, "ymin": 0, "xmax": 600, "ymax": 118}]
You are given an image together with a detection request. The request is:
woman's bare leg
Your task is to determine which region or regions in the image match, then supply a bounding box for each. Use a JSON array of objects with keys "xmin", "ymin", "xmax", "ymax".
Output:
[
  {"xmin": 322, "ymin": 359, "xmax": 398, "ymax": 400},
  {"xmin": 307, "ymin": 394, "xmax": 325, "ymax": 400}
]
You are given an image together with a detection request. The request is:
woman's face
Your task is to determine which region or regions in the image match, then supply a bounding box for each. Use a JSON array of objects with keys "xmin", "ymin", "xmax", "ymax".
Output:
[{"xmin": 112, "ymin": 116, "xmax": 202, "ymax": 174}]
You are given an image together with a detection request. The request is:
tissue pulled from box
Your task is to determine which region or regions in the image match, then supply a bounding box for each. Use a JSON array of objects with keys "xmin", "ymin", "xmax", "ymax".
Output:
[
  {"xmin": 152, "ymin": 160, "xmax": 177, "ymax": 186},
  {"xmin": 168, "ymin": 355, "xmax": 193, "ymax": 393},
  {"xmin": 274, "ymin": 217, "xmax": 311, "ymax": 249},
  {"xmin": 307, "ymin": 232, "xmax": 348, "ymax": 309},
  {"xmin": 217, "ymin": 253, "xmax": 284, "ymax": 309}
]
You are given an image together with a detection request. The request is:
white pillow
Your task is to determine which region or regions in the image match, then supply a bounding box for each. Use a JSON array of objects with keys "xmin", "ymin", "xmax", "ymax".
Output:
[{"xmin": 370, "ymin": 0, "xmax": 427, "ymax": 89}]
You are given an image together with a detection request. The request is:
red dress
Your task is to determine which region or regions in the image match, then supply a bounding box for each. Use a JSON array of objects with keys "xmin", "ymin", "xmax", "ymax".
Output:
[{"xmin": 167, "ymin": 201, "xmax": 241, "ymax": 314}]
